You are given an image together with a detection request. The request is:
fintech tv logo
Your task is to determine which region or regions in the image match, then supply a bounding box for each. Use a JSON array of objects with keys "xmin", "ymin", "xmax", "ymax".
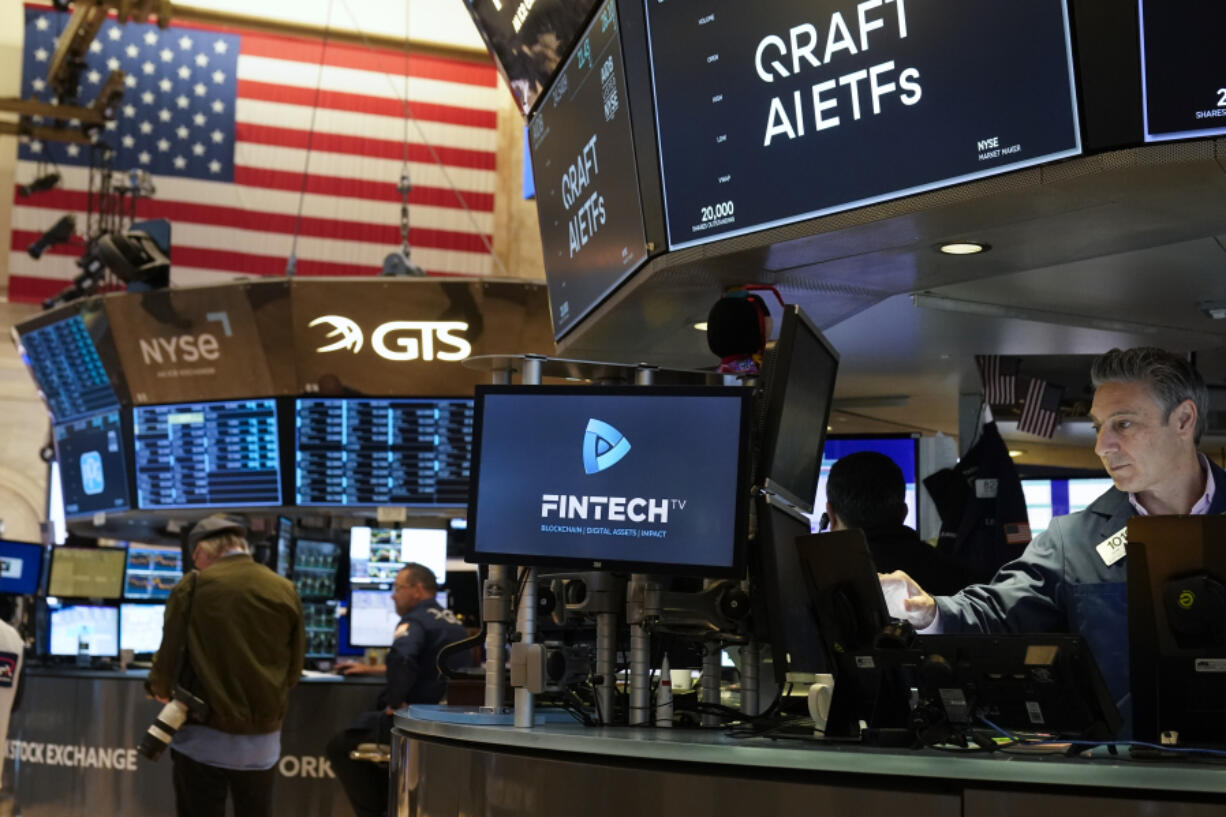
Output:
[
  {"xmin": 309, "ymin": 315, "xmax": 472, "ymax": 362},
  {"xmin": 80, "ymin": 451, "xmax": 105, "ymax": 496},
  {"xmin": 583, "ymin": 418, "xmax": 631, "ymax": 474}
]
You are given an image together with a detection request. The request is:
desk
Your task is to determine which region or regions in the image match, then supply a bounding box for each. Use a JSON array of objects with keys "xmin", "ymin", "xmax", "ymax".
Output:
[
  {"xmin": 392, "ymin": 712, "xmax": 1226, "ymax": 817},
  {"xmin": 6, "ymin": 667, "xmax": 382, "ymax": 817}
]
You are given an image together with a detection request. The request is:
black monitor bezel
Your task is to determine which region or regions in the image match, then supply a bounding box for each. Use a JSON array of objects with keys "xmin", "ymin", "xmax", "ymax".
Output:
[
  {"xmin": 466, "ymin": 383, "xmax": 753, "ymax": 577},
  {"xmin": 757, "ymin": 305, "xmax": 840, "ymax": 514}
]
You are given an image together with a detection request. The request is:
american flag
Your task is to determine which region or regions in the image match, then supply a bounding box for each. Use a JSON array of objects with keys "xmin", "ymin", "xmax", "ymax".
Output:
[
  {"xmin": 1017, "ymin": 376, "xmax": 1064, "ymax": 439},
  {"xmin": 10, "ymin": 4, "xmax": 499, "ymax": 304},
  {"xmin": 974, "ymin": 354, "xmax": 1019, "ymax": 406}
]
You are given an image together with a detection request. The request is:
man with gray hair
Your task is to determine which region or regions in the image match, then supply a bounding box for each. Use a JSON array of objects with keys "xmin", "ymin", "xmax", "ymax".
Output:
[
  {"xmin": 880, "ymin": 347, "xmax": 1226, "ymax": 722},
  {"xmin": 148, "ymin": 514, "xmax": 305, "ymax": 817}
]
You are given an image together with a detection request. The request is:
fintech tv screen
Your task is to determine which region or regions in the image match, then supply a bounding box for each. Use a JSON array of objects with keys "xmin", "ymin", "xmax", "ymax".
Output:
[
  {"xmin": 53, "ymin": 409, "xmax": 132, "ymax": 518},
  {"xmin": 468, "ymin": 385, "xmax": 751, "ymax": 576},
  {"xmin": 644, "ymin": 0, "xmax": 1081, "ymax": 249},
  {"xmin": 528, "ymin": 0, "xmax": 650, "ymax": 338},
  {"xmin": 133, "ymin": 398, "xmax": 282, "ymax": 509},
  {"xmin": 1139, "ymin": 0, "xmax": 1226, "ymax": 142}
]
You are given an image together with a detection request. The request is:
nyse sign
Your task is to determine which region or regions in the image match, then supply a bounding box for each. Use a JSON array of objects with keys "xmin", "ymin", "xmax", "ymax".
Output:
[{"xmin": 309, "ymin": 315, "xmax": 472, "ymax": 362}]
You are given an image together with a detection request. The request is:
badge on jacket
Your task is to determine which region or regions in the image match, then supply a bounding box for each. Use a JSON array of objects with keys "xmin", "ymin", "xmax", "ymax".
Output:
[{"xmin": 1095, "ymin": 527, "xmax": 1127, "ymax": 567}]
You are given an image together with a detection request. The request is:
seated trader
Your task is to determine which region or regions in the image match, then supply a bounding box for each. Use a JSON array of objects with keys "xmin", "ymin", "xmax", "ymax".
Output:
[
  {"xmin": 881, "ymin": 347, "xmax": 1226, "ymax": 718},
  {"xmin": 149, "ymin": 515, "xmax": 305, "ymax": 817},
  {"xmin": 327, "ymin": 564, "xmax": 471, "ymax": 817},
  {"xmin": 826, "ymin": 451, "xmax": 972, "ymax": 596}
]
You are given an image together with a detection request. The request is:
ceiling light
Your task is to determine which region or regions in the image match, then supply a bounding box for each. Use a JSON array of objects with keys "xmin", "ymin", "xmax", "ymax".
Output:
[
  {"xmin": 693, "ymin": 321, "xmax": 708, "ymax": 331},
  {"xmin": 1008, "ymin": 449, "xmax": 1025, "ymax": 458},
  {"xmin": 937, "ymin": 242, "xmax": 989, "ymax": 255}
]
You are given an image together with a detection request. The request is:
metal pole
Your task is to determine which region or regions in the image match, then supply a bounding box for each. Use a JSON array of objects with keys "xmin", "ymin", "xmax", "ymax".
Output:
[
  {"xmin": 701, "ymin": 642, "xmax": 722, "ymax": 727},
  {"xmin": 595, "ymin": 610, "xmax": 616, "ymax": 724},
  {"xmin": 628, "ymin": 574, "xmax": 651, "ymax": 726},
  {"xmin": 740, "ymin": 640, "xmax": 760, "ymax": 717},
  {"xmin": 481, "ymin": 566, "xmax": 508, "ymax": 713},
  {"xmin": 513, "ymin": 567, "xmax": 537, "ymax": 727}
]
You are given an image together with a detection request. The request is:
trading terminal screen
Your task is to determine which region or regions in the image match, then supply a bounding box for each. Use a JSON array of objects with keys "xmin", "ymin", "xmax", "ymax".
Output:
[
  {"xmin": 17, "ymin": 313, "xmax": 119, "ymax": 423},
  {"xmin": 293, "ymin": 539, "xmax": 340, "ymax": 600},
  {"xmin": 53, "ymin": 409, "xmax": 131, "ymax": 518},
  {"xmin": 48, "ymin": 603, "xmax": 119, "ymax": 657},
  {"xmin": 133, "ymin": 398, "xmax": 282, "ymax": 509},
  {"xmin": 295, "ymin": 398, "xmax": 473, "ymax": 508},
  {"xmin": 348, "ymin": 588, "xmax": 402, "ymax": 648},
  {"xmin": 124, "ymin": 543, "xmax": 183, "ymax": 600},
  {"xmin": 119, "ymin": 602, "xmax": 165, "ymax": 655},
  {"xmin": 0, "ymin": 540, "xmax": 44, "ymax": 596},
  {"xmin": 48, "ymin": 546, "xmax": 127, "ymax": 599},
  {"xmin": 349, "ymin": 527, "xmax": 447, "ymax": 586}
]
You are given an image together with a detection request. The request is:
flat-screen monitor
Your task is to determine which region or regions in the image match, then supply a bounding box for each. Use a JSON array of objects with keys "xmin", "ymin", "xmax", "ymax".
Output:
[
  {"xmin": 294, "ymin": 397, "xmax": 473, "ymax": 508},
  {"xmin": 0, "ymin": 540, "xmax": 44, "ymax": 596},
  {"xmin": 47, "ymin": 603, "xmax": 120, "ymax": 658},
  {"xmin": 1127, "ymin": 515, "xmax": 1226, "ymax": 747},
  {"xmin": 275, "ymin": 515, "xmax": 293, "ymax": 578},
  {"xmin": 48, "ymin": 546, "xmax": 127, "ymax": 600},
  {"xmin": 124, "ymin": 543, "xmax": 183, "ymax": 600},
  {"xmin": 53, "ymin": 409, "xmax": 132, "ymax": 518},
  {"xmin": 1139, "ymin": 0, "xmax": 1226, "ymax": 143},
  {"xmin": 133, "ymin": 398, "xmax": 282, "ymax": 509},
  {"xmin": 119, "ymin": 602, "xmax": 165, "ymax": 655},
  {"xmin": 303, "ymin": 601, "xmax": 338, "ymax": 659},
  {"xmin": 813, "ymin": 436, "xmax": 920, "ymax": 531},
  {"xmin": 1020, "ymin": 476, "xmax": 1114, "ymax": 538},
  {"xmin": 16, "ymin": 312, "xmax": 120, "ymax": 423},
  {"xmin": 293, "ymin": 539, "xmax": 340, "ymax": 601},
  {"xmin": 644, "ymin": 0, "xmax": 1081, "ymax": 250},
  {"xmin": 349, "ymin": 527, "xmax": 447, "ymax": 586},
  {"xmin": 467, "ymin": 385, "xmax": 752, "ymax": 576},
  {"xmin": 462, "ymin": 0, "xmax": 601, "ymax": 115},
  {"xmin": 758, "ymin": 305, "xmax": 840, "ymax": 513},
  {"xmin": 527, "ymin": 0, "xmax": 650, "ymax": 338},
  {"xmin": 348, "ymin": 587, "xmax": 401, "ymax": 649}
]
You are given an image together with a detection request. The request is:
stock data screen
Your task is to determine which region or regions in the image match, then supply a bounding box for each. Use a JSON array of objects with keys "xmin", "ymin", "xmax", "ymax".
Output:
[
  {"xmin": 295, "ymin": 398, "xmax": 473, "ymax": 507},
  {"xmin": 19, "ymin": 314, "xmax": 118, "ymax": 422},
  {"xmin": 133, "ymin": 399, "xmax": 283, "ymax": 509},
  {"xmin": 124, "ymin": 543, "xmax": 183, "ymax": 600}
]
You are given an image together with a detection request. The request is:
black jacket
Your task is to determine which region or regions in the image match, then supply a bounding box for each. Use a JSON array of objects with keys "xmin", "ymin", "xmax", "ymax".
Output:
[
  {"xmin": 377, "ymin": 598, "xmax": 472, "ymax": 710},
  {"xmin": 861, "ymin": 523, "xmax": 974, "ymax": 596}
]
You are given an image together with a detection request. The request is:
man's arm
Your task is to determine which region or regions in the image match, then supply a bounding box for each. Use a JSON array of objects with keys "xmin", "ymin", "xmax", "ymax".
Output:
[
  {"xmin": 147, "ymin": 575, "xmax": 192, "ymax": 699},
  {"xmin": 383, "ymin": 624, "xmax": 427, "ymax": 709},
  {"xmin": 285, "ymin": 594, "xmax": 306, "ymax": 690}
]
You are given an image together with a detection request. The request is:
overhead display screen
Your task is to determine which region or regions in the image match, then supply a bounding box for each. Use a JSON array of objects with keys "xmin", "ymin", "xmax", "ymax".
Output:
[
  {"xmin": 1139, "ymin": 0, "xmax": 1226, "ymax": 142},
  {"xmin": 18, "ymin": 314, "xmax": 119, "ymax": 422},
  {"xmin": 468, "ymin": 386, "xmax": 751, "ymax": 575},
  {"xmin": 645, "ymin": 0, "xmax": 1081, "ymax": 249},
  {"xmin": 53, "ymin": 409, "xmax": 132, "ymax": 519},
  {"xmin": 295, "ymin": 398, "xmax": 473, "ymax": 507},
  {"xmin": 529, "ymin": 0, "xmax": 649, "ymax": 338},
  {"xmin": 133, "ymin": 398, "xmax": 282, "ymax": 509},
  {"xmin": 464, "ymin": 0, "xmax": 601, "ymax": 115}
]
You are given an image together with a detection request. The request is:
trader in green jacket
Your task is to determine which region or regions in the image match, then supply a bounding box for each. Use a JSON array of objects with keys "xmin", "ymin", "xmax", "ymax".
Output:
[{"xmin": 149, "ymin": 515, "xmax": 305, "ymax": 817}]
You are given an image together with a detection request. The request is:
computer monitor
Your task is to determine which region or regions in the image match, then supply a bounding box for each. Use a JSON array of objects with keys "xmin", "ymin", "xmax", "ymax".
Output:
[
  {"xmin": 349, "ymin": 527, "xmax": 447, "ymax": 587},
  {"xmin": 119, "ymin": 602, "xmax": 165, "ymax": 655},
  {"xmin": 48, "ymin": 546, "xmax": 127, "ymax": 600},
  {"xmin": 47, "ymin": 602, "xmax": 119, "ymax": 658},
  {"xmin": 0, "ymin": 540, "xmax": 45, "ymax": 595},
  {"xmin": 293, "ymin": 539, "xmax": 340, "ymax": 601},
  {"xmin": 348, "ymin": 587, "xmax": 401, "ymax": 649},
  {"xmin": 1127, "ymin": 515, "xmax": 1226, "ymax": 747},
  {"xmin": 467, "ymin": 385, "xmax": 752, "ymax": 576},
  {"xmin": 1020, "ymin": 476, "xmax": 1114, "ymax": 537},
  {"xmin": 16, "ymin": 311, "xmax": 120, "ymax": 423},
  {"xmin": 132, "ymin": 398, "xmax": 283, "ymax": 509},
  {"xmin": 757, "ymin": 305, "xmax": 840, "ymax": 513},
  {"xmin": 812, "ymin": 435, "xmax": 921, "ymax": 531},
  {"xmin": 53, "ymin": 409, "xmax": 132, "ymax": 518},
  {"xmin": 124, "ymin": 543, "xmax": 183, "ymax": 600}
]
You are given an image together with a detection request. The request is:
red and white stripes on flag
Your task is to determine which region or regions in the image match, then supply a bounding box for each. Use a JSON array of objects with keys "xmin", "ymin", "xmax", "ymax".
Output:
[
  {"xmin": 9, "ymin": 5, "xmax": 499, "ymax": 305},
  {"xmin": 1017, "ymin": 377, "xmax": 1064, "ymax": 438},
  {"xmin": 974, "ymin": 355, "xmax": 1018, "ymax": 405}
]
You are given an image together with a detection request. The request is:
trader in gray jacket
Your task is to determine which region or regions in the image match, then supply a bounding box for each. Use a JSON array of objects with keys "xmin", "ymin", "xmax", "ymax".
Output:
[{"xmin": 881, "ymin": 347, "xmax": 1226, "ymax": 717}]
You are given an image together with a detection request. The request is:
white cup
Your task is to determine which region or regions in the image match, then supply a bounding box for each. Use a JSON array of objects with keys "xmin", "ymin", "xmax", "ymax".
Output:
[{"xmin": 807, "ymin": 673, "xmax": 835, "ymax": 733}]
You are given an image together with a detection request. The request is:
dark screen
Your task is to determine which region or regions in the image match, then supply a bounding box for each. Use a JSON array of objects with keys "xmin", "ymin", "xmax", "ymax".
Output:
[
  {"xmin": 469, "ymin": 386, "xmax": 750, "ymax": 575},
  {"xmin": 53, "ymin": 409, "xmax": 132, "ymax": 518},
  {"xmin": 759, "ymin": 307, "xmax": 839, "ymax": 513},
  {"xmin": 754, "ymin": 497, "xmax": 826, "ymax": 684},
  {"xmin": 0, "ymin": 541, "xmax": 44, "ymax": 595},
  {"xmin": 1139, "ymin": 0, "xmax": 1226, "ymax": 141},
  {"xmin": 528, "ymin": 0, "xmax": 649, "ymax": 338},
  {"xmin": 463, "ymin": 0, "xmax": 600, "ymax": 115},
  {"xmin": 645, "ymin": 0, "xmax": 1080, "ymax": 249}
]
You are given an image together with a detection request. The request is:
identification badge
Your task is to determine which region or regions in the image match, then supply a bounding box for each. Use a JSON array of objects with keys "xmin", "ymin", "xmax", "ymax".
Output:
[{"xmin": 1095, "ymin": 526, "xmax": 1128, "ymax": 567}]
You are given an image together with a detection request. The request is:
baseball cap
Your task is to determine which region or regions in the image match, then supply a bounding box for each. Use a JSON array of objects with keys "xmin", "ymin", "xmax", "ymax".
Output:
[{"xmin": 188, "ymin": 514, "xmax": 247, "ymax": 550}]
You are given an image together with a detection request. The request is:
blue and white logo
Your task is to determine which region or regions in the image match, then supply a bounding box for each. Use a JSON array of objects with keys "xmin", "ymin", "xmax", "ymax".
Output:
[
  {"xmin": 80, "ymin": 451, "xmax": 105, "ymax": 496},
  {"xmin": 583, "ymin": 418, "xmax": 631, "ymax": 475}
]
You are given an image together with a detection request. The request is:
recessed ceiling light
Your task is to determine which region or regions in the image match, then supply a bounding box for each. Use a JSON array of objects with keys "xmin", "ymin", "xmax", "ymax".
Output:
[
  {"xmin": 693, "ymin": 321, "xmax": 708, "ymax": 331},
  {"xmin": 938, "ymin": 242, "xmax": 989, "ymax": 255},
  {"xmin": 1008, "ymin": 449, "xmax": 1025, "ymax": 458}
]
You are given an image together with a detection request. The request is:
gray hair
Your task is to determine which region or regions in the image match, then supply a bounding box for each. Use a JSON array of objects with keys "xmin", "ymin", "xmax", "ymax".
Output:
[
  {"xmin": 193, "ymin": 532, "xmax": 250, "ymax": 560},
  {"xmin": 1090, "ymin": 347, "xmax": 1208, "ymax": 443}
]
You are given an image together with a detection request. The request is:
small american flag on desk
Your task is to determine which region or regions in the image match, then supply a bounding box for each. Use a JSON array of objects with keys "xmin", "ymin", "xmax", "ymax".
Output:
[{"xmin": 11, "ymin": 4, "xmax": 499, "ymax": 303}]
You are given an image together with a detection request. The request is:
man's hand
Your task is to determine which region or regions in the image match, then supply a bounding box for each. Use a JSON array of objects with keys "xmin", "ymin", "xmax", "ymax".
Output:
[
  {"xmin": 334, "ymin": 660, "xmax": 386, "ymax": 676},
  {"xmin": 878, "ymin": 570, "xmax": 937, "ymax": 630}
]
